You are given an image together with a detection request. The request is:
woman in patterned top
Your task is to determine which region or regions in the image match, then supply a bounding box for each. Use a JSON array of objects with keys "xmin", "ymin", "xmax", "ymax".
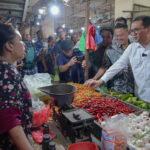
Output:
[{"xmin": 0, "ymin": 23, "xmax": 33, "ymax": 150}]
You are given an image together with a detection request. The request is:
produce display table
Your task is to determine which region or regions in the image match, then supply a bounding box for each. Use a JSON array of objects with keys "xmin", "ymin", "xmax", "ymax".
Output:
[
  {"xmin": 69, "ymin": 83, "xmax": 150, "ymax": 150},
  {"xmin": 31, "ymin": 83, "xmax": 150, "ymax": 150}
]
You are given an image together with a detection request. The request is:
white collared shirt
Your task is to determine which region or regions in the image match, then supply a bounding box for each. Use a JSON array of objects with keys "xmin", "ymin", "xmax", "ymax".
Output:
[{"xmin": 101, "ymin": 42, "xmax": 150, "ymax": 102}]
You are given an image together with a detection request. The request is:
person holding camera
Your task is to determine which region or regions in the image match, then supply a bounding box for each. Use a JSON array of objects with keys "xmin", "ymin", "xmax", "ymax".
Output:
[{"xmin": 57, "ymin": 40, "xmax": 84, "ymax": 83}]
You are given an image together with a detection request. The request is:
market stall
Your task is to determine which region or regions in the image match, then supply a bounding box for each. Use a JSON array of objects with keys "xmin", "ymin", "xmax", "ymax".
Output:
[{"xmin": 27, "ymin": 76, "xmax": 150, "ymax": 150}]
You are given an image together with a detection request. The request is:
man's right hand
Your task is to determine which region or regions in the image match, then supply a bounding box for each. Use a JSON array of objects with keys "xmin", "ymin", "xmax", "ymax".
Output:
[
  {"xmin": 68, "ymin": 56, "xmax": 77, "ymax": 67},
  {"xmin": 84, "ymin": 79, "xmax": 104, "ymax": 88}
]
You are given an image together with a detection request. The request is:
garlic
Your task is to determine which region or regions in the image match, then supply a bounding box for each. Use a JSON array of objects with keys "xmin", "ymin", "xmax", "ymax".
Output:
[
  {"xmin": 145, "ymin": 143, "xmax": 150, "ymax": 149},
  {"xmin": 135, "ymin": 140, "xmax": 144, "ymax": 147}
]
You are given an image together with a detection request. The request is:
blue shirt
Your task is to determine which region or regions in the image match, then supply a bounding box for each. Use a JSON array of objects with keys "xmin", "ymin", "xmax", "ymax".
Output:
[
  {"xmin": 35, "ymin": 40, "xmax": 43, "ymax": 52},
  {"xmin": 57, "ymin": 50, "xmax": 84, "ymax": 83},
  {"xmin": 53, "ymin": 40, "xmax": 62, "ymax": 55},
  {"xmin": 20, "ymin": 41, "xmax": 39, "ymax": 76},
  {"xmin": 35, "ymin": 40, "xmax": 43, "ymax": 73}
]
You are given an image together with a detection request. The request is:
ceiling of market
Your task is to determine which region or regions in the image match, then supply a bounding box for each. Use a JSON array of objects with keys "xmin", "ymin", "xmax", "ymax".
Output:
[
  {"xmin": 0, "ymin": 0, "xmax": 115, "ymax": 30},
  {"xmin": 0, "ymin": 0, "xmax": 26, "ymax": 25}
]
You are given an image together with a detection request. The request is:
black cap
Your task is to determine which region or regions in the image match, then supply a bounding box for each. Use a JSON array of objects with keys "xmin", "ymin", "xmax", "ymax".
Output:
[{"xmin": 61, "ymin": 40, "xmax": 73, "ymax": 51}]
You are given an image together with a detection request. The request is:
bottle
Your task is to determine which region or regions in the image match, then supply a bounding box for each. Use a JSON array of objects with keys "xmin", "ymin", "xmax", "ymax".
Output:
[
  {"xmin": 42, "ymin": 134, "xmax": 50, "ymax": 150},
  {"xmin": 49, "ymin": 141, "xmax": 56, "ymax": 150},
  {"xmin": 43, "ymin": 124, "xmax": 49, "ymax": 134}
]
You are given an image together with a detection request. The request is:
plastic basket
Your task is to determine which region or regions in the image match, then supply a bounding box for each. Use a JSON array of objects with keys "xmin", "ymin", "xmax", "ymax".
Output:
[{"xmin": 67, "ymin": 142, "xmax": 99, "ymax": 150}]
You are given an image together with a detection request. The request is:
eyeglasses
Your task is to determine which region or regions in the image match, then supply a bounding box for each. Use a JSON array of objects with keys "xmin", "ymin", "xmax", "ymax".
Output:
[{"xmin": 130, "ymin": 27, "xmax": 145, "ymax": 34}]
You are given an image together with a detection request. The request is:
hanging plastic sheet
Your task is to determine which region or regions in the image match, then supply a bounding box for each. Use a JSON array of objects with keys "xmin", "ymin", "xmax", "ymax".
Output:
[
  {"xmin": 79, "ymin": 30, "xmax": 86, "ymax": 52},
  {"xmin": 85, "ymin": 22, "xmax": 97, "ymax": 52},
  {"xmin": 94, "ymin": 27, "xmax": 103, "ymax": 44}
]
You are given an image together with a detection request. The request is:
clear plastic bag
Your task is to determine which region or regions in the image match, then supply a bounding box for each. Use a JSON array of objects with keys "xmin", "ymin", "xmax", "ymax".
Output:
[
  {"xmin": 24, "ymin": 73, "xmax": 52, "ymax": 128},
  {"xmin": 101, "ymin": 114, "xmax": 128, "ymax": 150},
  {"xmin": 23, "ymin": 73, "xmax": 52, "ymax": 101},
  {"xmin": 23, "ymin": 73, "xmax": 52, "ymax": 93}
]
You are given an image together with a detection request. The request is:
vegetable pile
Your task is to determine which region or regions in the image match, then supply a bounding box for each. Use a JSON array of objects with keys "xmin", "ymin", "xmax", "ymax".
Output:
[
  {"xmin": 69, "ymin": 83, "xmax": 102, "ymax": 106},
  {"xmin": 107, "ymin": 91, "xmax": 150, "ymax": 111},
  {"xmin": 69, "ymin": 83, "xmax": 134, "ymax": 121},
  {"xmin": 128, "ymin": 111, "xmax": 150, "ymax": 149},
  {"xmin": 76, "ymin": 97, "xmax": 134, "ymax": 121}
]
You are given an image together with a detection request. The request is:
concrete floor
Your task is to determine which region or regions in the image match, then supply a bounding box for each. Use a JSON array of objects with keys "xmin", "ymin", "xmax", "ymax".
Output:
[{"xmin": 48, "ymin": 120, "xmax": 72, "ymax": 150}]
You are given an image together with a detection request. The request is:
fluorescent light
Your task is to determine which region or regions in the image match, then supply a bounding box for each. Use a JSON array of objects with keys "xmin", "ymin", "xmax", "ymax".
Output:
[
  {"xmin": 36, "ymin": 22, "xmax": 40, "ymax": 26},
  {"xmin": 54, "ymin": 32, "xmax": 56, "ymax": 35},
  {"xmin": 64, "ymin": 0, "xmax": 69, "ymax": 2},
  {"xmin": 81, "ymin": 27, "xmax": 85, "ymax": 31},
  {"xmin": 97, "ymin": 25, "xmax": 100, "ymax": 28},
  {"xmin": 69, "ymin": 29, "xmax": 73, "ymax": 33},
  {"xmin": 32, "ymin": 39, "xmax": 35, "ymax": 43},
  {"xmin": 62, "ymin": 24, "xmax": 65, "ymax": 28},
  {"xmin": 50, "ymin": 5, "xmax": 59, "ymax": 15},
  {"xmin": 39, "ymin": 9, "xmax": 44, "ymax": 14}
]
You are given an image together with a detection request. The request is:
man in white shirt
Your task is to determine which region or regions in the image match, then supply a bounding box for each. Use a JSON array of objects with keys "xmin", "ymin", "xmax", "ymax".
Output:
[{"xmin": 85, "ymin": 15, "xmax": 150, "ymax": 103}]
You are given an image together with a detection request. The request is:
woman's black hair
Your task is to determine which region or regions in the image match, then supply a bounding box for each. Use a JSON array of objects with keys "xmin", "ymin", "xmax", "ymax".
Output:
[{"xmin": 0, "ymin": 23, "xmax": 16, "ymax": 55}]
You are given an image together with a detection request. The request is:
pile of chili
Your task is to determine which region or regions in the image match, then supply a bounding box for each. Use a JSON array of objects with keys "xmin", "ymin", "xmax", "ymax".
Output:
[
  {"xmin": 78, "ymin": 97, "xmax": 134, "ymax": 121},
  {"xmin": 69, "ymin": 83, "xmax": 134, "ymax": 121},
  {"xmin": 69, "ymin": 83, "xmax": 102, "ymax": 106}
]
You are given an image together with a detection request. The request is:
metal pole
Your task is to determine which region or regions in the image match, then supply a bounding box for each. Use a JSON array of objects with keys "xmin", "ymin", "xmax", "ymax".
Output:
[{"xmin": 84, "ymin": 0, "xmax": 90, "ymax": 80}]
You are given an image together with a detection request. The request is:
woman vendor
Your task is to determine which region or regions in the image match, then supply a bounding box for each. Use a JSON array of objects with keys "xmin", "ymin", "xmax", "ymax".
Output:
[{"xmin": 0, "ymin": 23, "xmax": 33, "ymax": 150}]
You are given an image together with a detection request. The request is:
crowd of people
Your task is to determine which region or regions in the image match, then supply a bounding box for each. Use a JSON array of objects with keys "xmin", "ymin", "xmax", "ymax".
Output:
[
  {"xmin": 0, "ymin": 15, "xmax": 150, "ymax": 149},
  {"xmin": 85, "ymin": 15, "xmax": 150, "ymax": 103},
  {"xmin": 16, "ymin": 26, "xmax": 85, "ymax": 83}
]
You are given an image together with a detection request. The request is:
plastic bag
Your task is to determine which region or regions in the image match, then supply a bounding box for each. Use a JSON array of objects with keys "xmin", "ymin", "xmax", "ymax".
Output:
[
  {"xmin": 101, "ymin": 114, "xmax": 128, "ymax": 150},
  {"xmin": 85, "ymin": 22, "xmax": 97, "ymax": 52},
  {"xmin": 31, "ymin": 94, "xmax": 46, "ymax": 112},
  {"xmin": 79, "ymin": 30, "xmax": 86, "ymax": 52},
  {"xmin": 32, "ymin": 105, "xmax": 50, "ymax": 128},
  {"xmin": 24, "ymin": 73, "xmax": 52, "ymax": 101},
  {"xmin": 94, "ymin": 28, "xmax": 103, "ymax": 44},
  {"xmin": 32, "ymin": 128, "xmax": 54, "ymax": 143}
]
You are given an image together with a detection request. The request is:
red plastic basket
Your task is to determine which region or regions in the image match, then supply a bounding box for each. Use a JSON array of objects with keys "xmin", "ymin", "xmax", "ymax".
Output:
[{"xmin": 67, "ymin": 142, "xmax": 99, "ymax": 150}]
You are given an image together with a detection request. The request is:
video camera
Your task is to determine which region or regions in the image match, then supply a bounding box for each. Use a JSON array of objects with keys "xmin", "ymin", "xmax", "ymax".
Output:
[
  {"xmin": 73, "ymin": 48, "xmax": 84, "ymax": 62},
  {"xmin": 76, "ymin": 55, "xmax": 84, "ymax": 62}
]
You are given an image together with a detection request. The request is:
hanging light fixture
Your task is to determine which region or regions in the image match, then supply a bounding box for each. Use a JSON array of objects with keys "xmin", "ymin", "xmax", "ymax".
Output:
[
  {"xmin": 81, "ymin": 27, "xmax": 85, "ymax": 31},
  {"xmin": 38, "ymin": 9, "xmax": 44, "ymax": 14},
  {"xmin": 36, "ymin": 22, "xmax": 40, "ymax": 26},
  {"xmin": 62, "ymin": 24, "xmax": 66, "ymax": 28},
  {"xmin": 69, "ymin": 29, "xmax": 73, "ymax": 33},
  {"xmin": 50, "ymin": 5, "xmax": 60, "ymax": 15}
]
